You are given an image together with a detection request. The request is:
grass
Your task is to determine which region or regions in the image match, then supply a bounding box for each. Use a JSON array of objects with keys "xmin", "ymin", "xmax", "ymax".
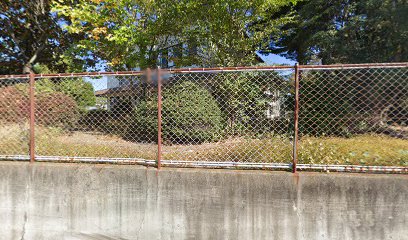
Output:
[
  {"xmin": 299, "ymin": 135, "xmax": 408, "ymax": 166},
  {"xmin": 0, "ymin": 123, "xmax": 29, "ymax": 155},
  {"xmin": 162, "ymin": 136, "xmax": 293, "ymax": 162},
  {"xmin": 0, "ymin": 123, "xmax": 406, "ymax": 166}
]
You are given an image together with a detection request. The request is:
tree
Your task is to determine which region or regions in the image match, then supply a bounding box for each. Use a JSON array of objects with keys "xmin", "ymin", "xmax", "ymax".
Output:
[
  {"xmin": 56, "ymin": 78, "xmax": 96, "ymax": 108},
  {"xmin": 209, "ymin": 70, "xmax": 291, "ymax": 136},
  {"xmin": 0, "ymin": 0, "xmax": 89, "ymax": 74},
  {"xmin": 52, "ymin": 0, "xmax": 297, "ymax": 69},
  {"xmin": 53, "ymin": 0, "xmax": 189, "ymax": 70},
  {"xmin": 263, "ymin": 0, "xmax": 408, "ymax": 64}
]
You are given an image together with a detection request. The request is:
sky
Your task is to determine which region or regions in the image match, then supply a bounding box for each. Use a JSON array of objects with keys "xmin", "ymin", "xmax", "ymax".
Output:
[{"xmin": 258, "ymin": 53, "xmax": 296, "ymax": 65}]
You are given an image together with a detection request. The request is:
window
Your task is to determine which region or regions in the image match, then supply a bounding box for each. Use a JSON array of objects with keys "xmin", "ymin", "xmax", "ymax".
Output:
[{"xmin": 160, "ymin": 49, "xmax": 169, "ymax": 68}]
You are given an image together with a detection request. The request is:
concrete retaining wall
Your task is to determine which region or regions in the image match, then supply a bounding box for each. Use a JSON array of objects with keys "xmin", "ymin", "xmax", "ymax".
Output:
[{"xmin": 0, "ymin": 162, "xmax": 407, "ymax": 240}]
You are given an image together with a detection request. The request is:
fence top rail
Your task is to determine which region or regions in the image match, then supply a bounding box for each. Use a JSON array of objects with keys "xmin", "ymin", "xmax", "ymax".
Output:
[
  {"xmin": 0, "ymin": 70, "xmax": 144, "ymax": 80},
  {"xmin": 298, "ymin": 62, "xmax": 408, "ymax": 70},
  {"xmin": 163, "ymin": 65, "xmax": 294, "ymax": 73},
  {"xmin": 0, "ymin": 62, "xmax": 406, "ymax": 80}
]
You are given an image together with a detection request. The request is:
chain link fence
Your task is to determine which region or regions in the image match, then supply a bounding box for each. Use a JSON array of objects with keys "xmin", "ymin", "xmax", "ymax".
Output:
[
  {"xmin": 298, "ymin": 66, "xmax": 408, "ymax": 168},
  {"xmin": 0, "ymin": 76, "xmax": 30, "ymax": 156},
  {"xmin": 161, "ymin": 69, "xmax": 294, "ymax": 165},
  {"xmin": 0, "ymin": 63, "xmax": 406, "ymax": 172}
]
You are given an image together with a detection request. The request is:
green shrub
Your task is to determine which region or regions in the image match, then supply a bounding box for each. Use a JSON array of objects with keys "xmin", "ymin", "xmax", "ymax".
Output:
[
  {"xmin": 124, "ymin": 81, "xmax": 225, "ymax": 144},
  {"xmin": 123, "ymin": 100, "xmax": 158, "ymax": 143},
  {"xmin": 210, "ymin": 71, "xmax": 290, "ymax": 136},
  {"xmin": 18, "ymin": 77, "xmax": 95, "ymax": 109},
  {"xmin": 56, "ymin": 78, "xmax": 96, "ymax": 108},
  {"xmin": 163, "ymin": 81, "xmax": 224, "ymax": 143},
  {"xmin": 299, "ymin": 68, "xmax": 407, "ymax": 137}
]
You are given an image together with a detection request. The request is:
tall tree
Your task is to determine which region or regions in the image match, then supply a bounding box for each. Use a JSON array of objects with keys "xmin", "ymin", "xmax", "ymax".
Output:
[
  {"xmin": 263, "ymin": 0, "xmax": 408, "ymax": 64},
  {"xmin": 53, "ymin": 0, "xmax": 297, "ymax": 70},
  {"xmin": 0, "ymin": 0, "xmax": 88, "ymax": 74}
]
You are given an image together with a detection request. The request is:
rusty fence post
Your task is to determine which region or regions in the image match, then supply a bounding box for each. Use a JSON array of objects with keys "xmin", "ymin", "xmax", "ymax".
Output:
[
  {"xmin": 29, "ymin": 72, "xmax": 35, "ymax": 163},
  {"xmin": 157, "ymin": 67, "xmax": 162, "ymax": 169},
  {"xmin": 292, "ymin": 63, "xmax": 300, "ymax": 173}
]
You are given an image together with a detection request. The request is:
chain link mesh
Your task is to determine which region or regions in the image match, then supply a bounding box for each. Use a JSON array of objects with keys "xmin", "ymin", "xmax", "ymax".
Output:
[
  {"xmin": 161, "ymin": 69, "xmax": 294, "ymax": 163},
  {"xmin": 0, "ymin": 77, "xmax": 30, "ymax": 156},
  {"xmin": 298, "ymin": 67, "xmax": 408, "ymax": 166},
  {"xmin": 32, "ymin": 74, "xmax": 157, "ymax": 160},
  {"xmin": 0, "ymin": 64, "xmax": 406, "ymax": 168}
]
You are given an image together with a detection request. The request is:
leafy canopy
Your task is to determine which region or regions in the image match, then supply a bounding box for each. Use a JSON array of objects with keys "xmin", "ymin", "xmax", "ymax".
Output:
[
  {"xmin": 265, "ymin": 0, "xmax": 408, "ymax": 64},
  {"xmin": 0, "ymin": 0, "xmax": 90, "ymax": 74},
  {"xmin": 52, "ymin": 0, "xmax": 298, "ymax": 69}
]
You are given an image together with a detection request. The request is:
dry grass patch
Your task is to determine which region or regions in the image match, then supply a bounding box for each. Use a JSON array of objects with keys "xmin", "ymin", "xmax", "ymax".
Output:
[
  {"xmin": 0, "ymin": 123, "xmax": 29, "ymax": 155},
  {"xmin": 299, "ymin": 135, "xmax": 408, "ymax": 166},
  {"xmin": 163, "ymin": 136, "xmax": 292, "ymax": 163},
  {"xmin": 0, "ymin": 123, "xmax": 407, "ymax": 166},
  {"xmin": 36, "ymin": 128, "xmax": 157, "ymax": 160}
]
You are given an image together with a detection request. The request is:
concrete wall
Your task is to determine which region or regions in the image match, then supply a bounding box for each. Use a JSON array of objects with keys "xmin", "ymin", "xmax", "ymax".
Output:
[{"xmin": 0, "ymin": 162, "xmax": 407, "ymax": 240}]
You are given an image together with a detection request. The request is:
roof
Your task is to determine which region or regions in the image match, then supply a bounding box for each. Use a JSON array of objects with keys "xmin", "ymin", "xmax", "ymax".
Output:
[{"xmin": 95, "ymin": 87, "xmax": 143, "ymax": 97}]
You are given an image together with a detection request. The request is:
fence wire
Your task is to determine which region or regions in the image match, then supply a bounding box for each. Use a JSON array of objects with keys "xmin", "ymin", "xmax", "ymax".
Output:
[
  {"xmin": 0, "ymin": 76, "xmax": 30, "ymax": 156},
  {"xmin": 161, "ymin": 69, "xmax": 294, "ymax": 163},
  {"xmin": 298, "ymin": 66, "xmax": 408, "ymax": 166},
  {"xmin": 0, "ymin": 63, "xmax": 406, "ymax": 171},
  {"xmin": 35, "ymin": 74, "xmax": 157, "ymax": 159}
]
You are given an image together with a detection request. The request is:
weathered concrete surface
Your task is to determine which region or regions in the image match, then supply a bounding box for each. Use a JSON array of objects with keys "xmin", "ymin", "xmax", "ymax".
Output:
[{"xmin": 0, "ymin": 162, "xmax": 406, "ymax": 240}]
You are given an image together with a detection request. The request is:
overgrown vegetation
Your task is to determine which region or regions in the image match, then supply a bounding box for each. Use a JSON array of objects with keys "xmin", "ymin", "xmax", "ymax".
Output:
[
  {"xmin": 210, "ymin": 71, "xmax": 292, "ymax": 136},
  {"xmin": 0, "ymin": 0, "xmax": 406, "ymax": 168},
  {"xmin": 122, "ymin": 81, "xmax": 225, "ymax": 144},
  {"xmin": 0, "ymin": 124, "xmax": 406, "ymax": 166},
  {"xmin": 299, "ymin": 68, "xmax": 407, "ymax": 137},
  {"xmin": 299, "ymin": 135, "xmax": 408, "ymax": 166},
  {"xmin": 0, "ymin": 78, "xmax": 94, "ymax": 129},
  {"xmin": 162, "ymin": 81, "xmax": 224, "ymax": 143}
]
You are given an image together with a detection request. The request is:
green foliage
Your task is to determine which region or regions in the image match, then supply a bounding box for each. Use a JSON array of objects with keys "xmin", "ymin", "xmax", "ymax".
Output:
[
  {"xmin": 211, "ymin": 71, "xmax": 291, "ymax": 136},
  {"xmin": 162, "ymin": 81, "xmax": 224, "ymax": 143},
  {"xmin": 35, "ymin": 79, "xmax": 57, "ymax": 94},
  {"xmin": 14, "ymin": 78, "xmax": 96, "ymax": 109},
  {"xmin": 0, "ymin": 1, "xmax": 87, "ymax": 74},
  {"xmin": 56, "ymin": 78, "xmax": 96, "ymax": 108},
  {"xmin": 267, "ymin": 0, "xmax": 408, "ymax": 64},
  {"xmin": 124, "ymin": 81, "xmax": 224, "ymax": 144},
  {"xmin": 299, "ymin": 135, "xmax": 408, "ymax": 166},
  {"xmin": 53, "ymin": 0, "xmax": 297, "ymax": 69},
  {"xmin": 299, "ymin": 71, "xmax": 357, "ymax": 136},
  {"xmin": 299, "ymin": 68, "xmax": 408, "ymax": 136},
  {"xmin": 123, "ymin": 99, "xmax": 158, "ymax": 143}
]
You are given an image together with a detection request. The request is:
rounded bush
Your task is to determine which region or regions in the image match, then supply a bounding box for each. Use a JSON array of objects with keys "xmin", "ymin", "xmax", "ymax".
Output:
[
  {"xmin": 56, "ymin": 78, "xmax": 96, "ymax": 108},
  {"xmin": 0, "ymin": 83, "xmax": 81, "ymax": 129},
  {"xmin": 35, "ymin": 92, "xmax": 80, "ymax": 129},
  {"xmin": 124, "ymin": 81, "xmax": 224, "ymax": 144},
  {"xmin": 162, "ymin": 81, "xmax": 224, "ymax": 143},
  {"xmin": 123, "ymin": 100, "xmax": 158, "ymax": 143}
]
